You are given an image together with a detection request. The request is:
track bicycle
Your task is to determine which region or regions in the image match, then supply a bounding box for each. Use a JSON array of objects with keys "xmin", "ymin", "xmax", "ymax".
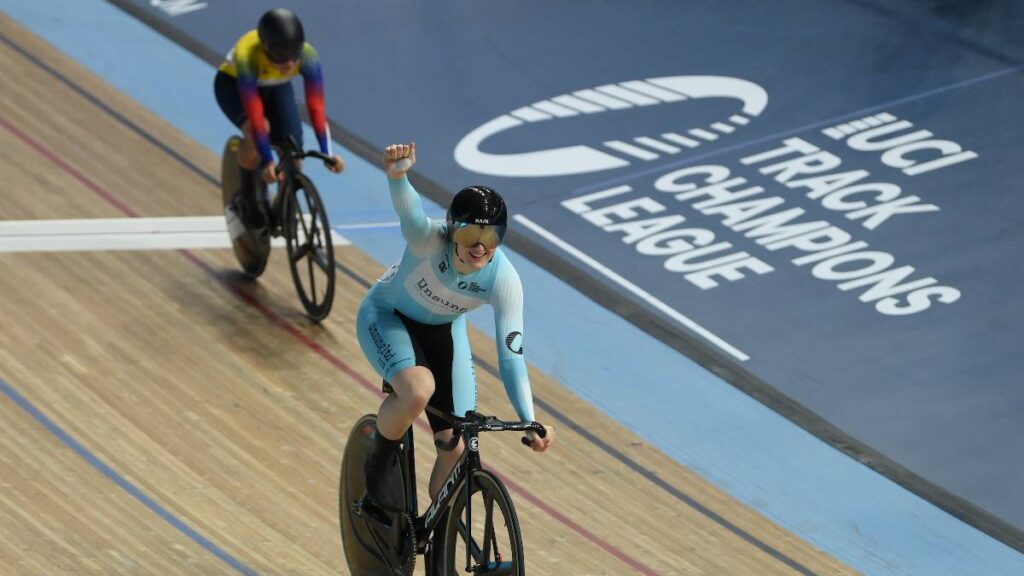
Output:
[
  {"xmin": 339, "ymin": 395, "xmax": 546, "ymax": 575},
  {"xmin": 221, "ymin": 134, "xmax": 338, "ymax": 321}
]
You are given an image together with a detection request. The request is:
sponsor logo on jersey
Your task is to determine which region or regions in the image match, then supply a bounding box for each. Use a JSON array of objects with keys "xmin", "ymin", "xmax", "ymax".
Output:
[
  {"xmin": 457, "ymin": 280, "xmax": 487, "ymax": 294},
  {"xmin": 505, "ymin": 331, "xmax": 524, "ymax": 354},
  {"xmin": 416, "ymin": 278, "xmax": 471, "ymax": 314},
  {"xmin": 368, "ymin": 322, "xmax": 395, "ymax": 368}
]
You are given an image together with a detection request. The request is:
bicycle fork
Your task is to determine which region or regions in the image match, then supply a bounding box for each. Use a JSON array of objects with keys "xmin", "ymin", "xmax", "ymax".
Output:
[{"xmin": 463, "ymin": 431, "xmax": 479, "ymax": 573}]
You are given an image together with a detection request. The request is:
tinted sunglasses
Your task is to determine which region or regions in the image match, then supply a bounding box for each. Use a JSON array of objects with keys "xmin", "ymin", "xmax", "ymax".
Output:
[{"xmin": 450, "ymin": 222, "xmax": 506, "ymax": 250}]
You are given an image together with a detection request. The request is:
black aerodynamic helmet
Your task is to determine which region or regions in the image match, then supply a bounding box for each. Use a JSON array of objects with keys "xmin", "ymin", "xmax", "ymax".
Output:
[
  {"xmin": 446, "ymin": 186, "xmax": 508, "ymax": 248},
  {"xmin": 258, "ymin": 8, "xmax": 305, "ymax": 63}
]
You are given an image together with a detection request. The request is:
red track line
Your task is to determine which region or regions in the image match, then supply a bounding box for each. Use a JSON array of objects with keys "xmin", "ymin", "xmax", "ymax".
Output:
[
  {"xmin": 7, "ymin": 114, "xmax": 661, "ymax": 575},
  {"xmin": 0, "ymin": 115, "xmax": 141, "ymax": 218}
]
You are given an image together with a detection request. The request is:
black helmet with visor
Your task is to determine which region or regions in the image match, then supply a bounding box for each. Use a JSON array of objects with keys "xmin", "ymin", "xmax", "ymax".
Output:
[{"xmin": 446, "ymin": 186, "xmax": 508, "ymax": 250}]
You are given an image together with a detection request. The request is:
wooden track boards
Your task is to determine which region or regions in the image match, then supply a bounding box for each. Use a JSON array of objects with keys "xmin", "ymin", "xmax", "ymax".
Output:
[{"xmin": 0, "ymin": 14, "xmax": 856, "ymax": 575}]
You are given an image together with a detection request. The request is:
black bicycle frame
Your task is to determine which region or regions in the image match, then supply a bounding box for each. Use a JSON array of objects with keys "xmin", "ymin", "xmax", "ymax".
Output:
[
  {"xmin": 403, "ymin": 418, "xmax": 481, "ymax": 547},
  {"xmin": 400, "ymin": 408, "xmax": 543, "ymax": 572},
  {"xmin": 268, "ymin": 136, "xmax": 334, "ymax": 228},
  {"xmin": 278, "ymin": 135, "xmax": 336, "ymax": 175}
]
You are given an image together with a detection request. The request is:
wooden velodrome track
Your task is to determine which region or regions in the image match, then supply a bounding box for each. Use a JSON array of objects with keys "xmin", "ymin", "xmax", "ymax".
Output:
[{"xmin": 0, "ymin": 16, "xmax": 857, "ymax": 576}]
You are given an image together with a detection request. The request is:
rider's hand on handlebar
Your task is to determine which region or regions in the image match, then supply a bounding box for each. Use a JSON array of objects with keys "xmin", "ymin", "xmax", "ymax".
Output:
[
  {"xmin": 525, "ymin": 425, "xmax": 555, "ymax": 453},
  {"xmin": 383, "ymin": 142, "xmax": 416, "ymax": 179},
  {"xmin": 326, "ymin": 154, "xmax": 345, "ymax": 174},
  {"xmin": 262, "ymin": 161, "xmax": 283, "ymax": 184}
]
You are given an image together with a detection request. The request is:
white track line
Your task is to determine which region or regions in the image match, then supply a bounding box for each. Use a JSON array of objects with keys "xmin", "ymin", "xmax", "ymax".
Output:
[
  {"xmin": 0, "ymin": 217, "xmax": 349, "ymax": 252},
  {"xmin": 514, "ymin": 214, "xmax": 749, "ymax": 362}
]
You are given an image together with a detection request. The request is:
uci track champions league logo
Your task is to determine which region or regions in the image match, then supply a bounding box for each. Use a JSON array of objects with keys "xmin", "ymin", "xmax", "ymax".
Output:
[
  {"xmin": 455, "ymin": 75, "xmax": 974, "ymax": 316},
  {"xmin": 454, "ymin": 76, "xmax": 768, "ymax": 178}
]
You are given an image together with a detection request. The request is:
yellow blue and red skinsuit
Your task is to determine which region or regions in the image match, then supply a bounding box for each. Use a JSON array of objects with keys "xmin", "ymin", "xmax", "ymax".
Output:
[{"xmin": 218, "ymin": 30, "xmax": 333, "ymax": 166}]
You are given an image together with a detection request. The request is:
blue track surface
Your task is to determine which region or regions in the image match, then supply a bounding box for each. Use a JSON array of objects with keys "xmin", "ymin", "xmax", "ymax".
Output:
[{"xmin": 4, "ymin": 1, "xmax": 1024, "ymax": 573}]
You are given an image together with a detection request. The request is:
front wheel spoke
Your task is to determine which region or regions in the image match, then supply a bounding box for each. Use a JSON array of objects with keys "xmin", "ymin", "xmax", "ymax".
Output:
[
  {"xmin": 306, "ymin": 251, "xmax": 317, "ymax": 296},
  {"xmin": 312, "ymin": 245, "xmax": 332, "ymax": 271}
]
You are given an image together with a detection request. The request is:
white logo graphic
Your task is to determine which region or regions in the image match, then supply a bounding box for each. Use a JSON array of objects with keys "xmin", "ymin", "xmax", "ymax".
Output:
[
  {"xmin": 455, "ymin": 75, "xmax": 768, "ymax": 178},
  {"xmin": 821, "ymin": 112, "xmax": 977, "ymax": 176},
  {"xmin": 152, "ymin": 0, "xmax": 208, "ymax": 17}
]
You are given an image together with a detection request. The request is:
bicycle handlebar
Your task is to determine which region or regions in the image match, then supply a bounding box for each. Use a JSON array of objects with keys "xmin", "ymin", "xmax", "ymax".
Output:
[
  {"xmin": 276, "ymin": 136, "xmax": 336, "ymax": 166},
  {"xmin": 432, "ymin": 410, "xmax": 546, "ymax": 451},
  {"xmin": 302, "ymin": 150, "xmax": 339, "ymax": 167}
]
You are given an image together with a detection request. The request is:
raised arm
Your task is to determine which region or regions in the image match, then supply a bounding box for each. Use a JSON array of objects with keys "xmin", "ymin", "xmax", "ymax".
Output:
[{"xmin": 383, "ymin": 143, "xmax": 433, "ymax": 247}]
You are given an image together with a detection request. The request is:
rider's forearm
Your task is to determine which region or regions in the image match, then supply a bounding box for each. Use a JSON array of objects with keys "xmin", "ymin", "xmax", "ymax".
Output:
[
  {"xmin": 301, "ymin": 62, "xmax": 332, "ymax": 155},
  {"xmin": 306, "ymin": 96, "xmax": 332, "ymax": 155},
  {"xmin": 499, "ymin": 357, "xmax": 536, "ymax": 423},
  {"xmin": 238, "ymin": 80, "xmax": 274, "ymax": 167},
  {"xmin": 388, "ymin": 176, "xmax": 431, "ymax": 244},
  {"xmin": 490, "ymin": 266, "xmax": 532, "ymax": 421}
]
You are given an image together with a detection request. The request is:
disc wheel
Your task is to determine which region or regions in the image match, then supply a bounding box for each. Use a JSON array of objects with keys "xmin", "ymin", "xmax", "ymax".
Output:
[
  {"xmin": 221, "ymin": 136, "xmax": 270, "ymax": 278},
  {"xmin": 339, "ymin": 415, "xmax": 416, "ymax": 576}
]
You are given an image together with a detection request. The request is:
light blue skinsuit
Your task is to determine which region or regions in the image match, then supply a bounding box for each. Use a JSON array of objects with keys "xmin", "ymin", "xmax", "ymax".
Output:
[{"xmin": 355, "ymin": 176, "xmax": 535, "ymax": 424}]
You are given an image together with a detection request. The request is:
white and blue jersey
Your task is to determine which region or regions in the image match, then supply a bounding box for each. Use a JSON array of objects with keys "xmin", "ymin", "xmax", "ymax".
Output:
[{"xmin": 355, "ymin": 176, "xmax": 534, "ymax": 425}]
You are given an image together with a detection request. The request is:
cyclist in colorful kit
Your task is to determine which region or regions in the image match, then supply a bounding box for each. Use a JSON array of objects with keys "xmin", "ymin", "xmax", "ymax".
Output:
[
  {"xmin": 357, "ymin": 143, "xmax": 554, "ymax": 512},
  {"xmin": 214, "ymin": 8, "xmax": 344, "ymax": 231}
]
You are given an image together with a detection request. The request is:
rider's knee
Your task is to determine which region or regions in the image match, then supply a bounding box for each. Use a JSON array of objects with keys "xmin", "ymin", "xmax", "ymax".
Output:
[
  {"xmin": 405, "ymin": 382, "xmax": 434, "ymax": 414},
  {"xmin": 393, "ymin": 368, "xmax": 435, "ymax": 415},
  {"xmin": 240, "ymin": 119, "xmax": 272, "ymax": 137},
  {"xmin": 236, "ymin": 129, "xmax": 261, "ymax": 167}
]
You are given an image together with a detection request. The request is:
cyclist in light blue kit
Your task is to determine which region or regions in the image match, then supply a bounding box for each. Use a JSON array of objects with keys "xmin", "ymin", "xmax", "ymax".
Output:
[{"xmin": 357, "ymin": 142, "xmax": 554, "ymax": 512}]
